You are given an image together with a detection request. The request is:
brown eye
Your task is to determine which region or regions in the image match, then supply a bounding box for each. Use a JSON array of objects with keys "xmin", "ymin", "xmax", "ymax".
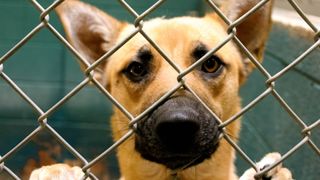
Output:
[
  {"xmin": 201, "ymin": 56, "xmax": 222, "ymax": 73},
  {"xmin": 124, "ymin": 61, "xmax": 148, "ymax": 82}
]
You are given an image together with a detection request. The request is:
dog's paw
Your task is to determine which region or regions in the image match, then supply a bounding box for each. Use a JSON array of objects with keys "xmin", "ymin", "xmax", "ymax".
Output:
[
  {"xmin": 29, "ymin": 164, "xmax": 85, "ymax": 180},
  {"xmin": 239, "ymin": 153, "xmax": 292, "ymax": 180}
]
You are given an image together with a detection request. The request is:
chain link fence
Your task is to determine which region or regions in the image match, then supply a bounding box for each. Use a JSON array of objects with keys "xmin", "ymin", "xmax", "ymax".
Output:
[{"xmin": 0, "ymin": 0, "xmax": 319, "ymax": 179}]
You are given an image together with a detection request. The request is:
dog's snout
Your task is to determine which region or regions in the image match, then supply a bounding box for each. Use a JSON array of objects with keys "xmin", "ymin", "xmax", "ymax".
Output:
[
  {"xmin": 155, "ymin": 112, "xmax": 200, "ymax": 152},
  {"xmin": 136, "ymin": 96, "xmax": 220, "ymax": 169}
]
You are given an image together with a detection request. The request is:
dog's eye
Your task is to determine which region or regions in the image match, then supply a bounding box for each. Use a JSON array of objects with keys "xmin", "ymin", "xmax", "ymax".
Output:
[
  {"xmin": 124, "ymin": 61, "xmax": 148, "ymax": 82},
  {"xmin": 201, "ymin": 56, "xmax": 222, "ymax": 74},
  {"xmin": 193, "ymin": 43, "xmax": 224, "ymax": 76}
]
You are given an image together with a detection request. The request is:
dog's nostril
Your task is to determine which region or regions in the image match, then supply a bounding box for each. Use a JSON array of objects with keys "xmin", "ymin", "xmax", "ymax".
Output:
[{"xmin": 155, "ymin": 117, "xmax": 200, "ymax": 153}]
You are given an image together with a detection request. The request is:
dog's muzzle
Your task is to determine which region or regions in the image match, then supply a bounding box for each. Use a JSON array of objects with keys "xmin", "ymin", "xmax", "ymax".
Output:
[{"xmin": 135, "ymin": 95, "xmax": 220, "ymax": 170}]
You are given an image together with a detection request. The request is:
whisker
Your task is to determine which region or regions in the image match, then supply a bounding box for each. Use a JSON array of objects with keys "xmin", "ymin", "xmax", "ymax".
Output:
[
  {"xmin": 168, "ymin": 153, "xmax": 202, "ymax": 180},
  {"xmin": 224, "ymin": 130, "xmax": 239, "ymax": 141}
]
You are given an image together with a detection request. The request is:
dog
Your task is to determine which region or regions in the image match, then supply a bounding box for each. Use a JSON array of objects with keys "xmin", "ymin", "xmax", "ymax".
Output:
[{"xmin": 30, "ymin": 0, "xmax": 293, "ymax": 179}]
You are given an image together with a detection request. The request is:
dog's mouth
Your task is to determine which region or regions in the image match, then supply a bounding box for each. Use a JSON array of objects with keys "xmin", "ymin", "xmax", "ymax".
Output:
[{"xmin": 135, "ymin": 96, "xmax": 221, "ymax": 170}]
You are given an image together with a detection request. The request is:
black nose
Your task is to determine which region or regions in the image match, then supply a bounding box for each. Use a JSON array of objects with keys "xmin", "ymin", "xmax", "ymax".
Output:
[{"xmin": 155, "ymin": 112, "xmax": 200, "ymax": 153}]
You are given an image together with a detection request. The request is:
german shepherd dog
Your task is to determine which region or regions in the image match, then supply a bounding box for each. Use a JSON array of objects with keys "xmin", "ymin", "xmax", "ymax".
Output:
[{"xmin": 30, "ymin": 0, "xmax": 292, "ymax": 179}]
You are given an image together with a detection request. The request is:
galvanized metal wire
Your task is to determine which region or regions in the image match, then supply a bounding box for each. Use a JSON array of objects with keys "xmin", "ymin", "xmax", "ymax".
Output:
[{"xmin": 0, "ymin": 0, "xmax": 319, "ymax": 179}]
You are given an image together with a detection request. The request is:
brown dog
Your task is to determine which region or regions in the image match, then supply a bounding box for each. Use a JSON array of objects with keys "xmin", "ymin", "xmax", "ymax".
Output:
[{"xmin": 30, "ymin": 0, "xmax": 292, "ymax": 179}]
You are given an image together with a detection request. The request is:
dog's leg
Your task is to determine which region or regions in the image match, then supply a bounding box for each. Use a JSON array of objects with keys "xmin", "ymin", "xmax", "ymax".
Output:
[{"xmin": 239, "ymin": 153, "xmax": 292, "ymax": 180}]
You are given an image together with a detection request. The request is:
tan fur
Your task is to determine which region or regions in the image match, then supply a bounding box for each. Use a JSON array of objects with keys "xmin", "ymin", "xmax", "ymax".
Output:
[
  {"xmin": 30, "ymin": 0, "xmax": 292, "ymax": 179},
  {"xmin": 105, "ymin": 15, "xmax": 243, "ymax": 180}
]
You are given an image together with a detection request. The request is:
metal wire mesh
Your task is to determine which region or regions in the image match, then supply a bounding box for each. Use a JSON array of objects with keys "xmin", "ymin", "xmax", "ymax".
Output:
[{"xmin": 0, "ymin": 0, "xmax": 319, "ymax": 179}]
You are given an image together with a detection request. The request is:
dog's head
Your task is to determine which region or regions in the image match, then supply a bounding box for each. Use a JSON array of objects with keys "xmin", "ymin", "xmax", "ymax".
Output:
[{"xmin": 56, "ymin": 0, "xmax": 273, "ymax": 170}]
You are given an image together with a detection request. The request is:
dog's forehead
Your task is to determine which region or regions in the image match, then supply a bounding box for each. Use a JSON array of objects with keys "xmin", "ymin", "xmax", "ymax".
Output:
[
  {"xmin": 118, "ymin": 16, "xmax": 227, "ymax": 47},
  {"xmin": 109, "ymin": 16, "xmax": 230, "ymax": 68}
]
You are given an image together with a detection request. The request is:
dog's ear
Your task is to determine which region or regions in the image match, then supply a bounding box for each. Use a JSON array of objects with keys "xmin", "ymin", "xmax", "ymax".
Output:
[
  {"xmin": 219, "ymin": 0, "xmax": 273, "ymax": 79},
  {"xmin": 55, "ymin": 0, "xmax": 124, "ymax": 81}
]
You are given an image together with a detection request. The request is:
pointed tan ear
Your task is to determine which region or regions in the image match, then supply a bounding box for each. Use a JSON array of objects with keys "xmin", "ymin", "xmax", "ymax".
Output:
[
  {"xmin": 55, "ymin": 0, "xmax": 124, "ymax": 80},
  {"xmin": 220, "ymin": 0, "xmax": 274, "ymax": 76}
]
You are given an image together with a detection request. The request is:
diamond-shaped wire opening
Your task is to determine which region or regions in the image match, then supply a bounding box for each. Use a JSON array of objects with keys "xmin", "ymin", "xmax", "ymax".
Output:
[
  {"xmin": 0, "ymin": 1, "xmax": 42, "ymax": 60},
  {"xmin": 265, "ymin": 23, "xmax": 320, "ymax": 81},
  {"xmin": 235, "ymin": 91, "xmax": 319, "ymax": 172},
  {"xmin": 266, "ymin": 39, "xmax": 320, "ymax": 84}
]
